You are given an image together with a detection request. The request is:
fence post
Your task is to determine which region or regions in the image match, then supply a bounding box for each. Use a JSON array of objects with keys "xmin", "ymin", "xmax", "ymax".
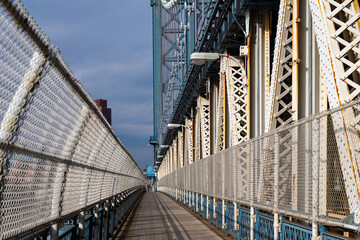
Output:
[
  {"xmin": 103, "ymin": 200, "xmax": 110, "ymax": 240},
  {"xmin": 274, "ymin": 133, "xmax": 279, "ymax": 240},
  {"xmin": 312, "ymin": 118, "xmax": 319, "ymax": 239},
  {"xmin": 78, "ymin": 211, "xmax": 85, "ymax": 240},
  {"xmin": 234, "ymin": 202, "xmax": 239, "ymax": 230},
  {"xmin": 51, "ymin": 223, "xmax": 59, "ymax": 240},
  {"xmin": 93, "ymin": 204, "xmax": 99, "ymax": 240},
  {"xmin": 206, "ymin": 195, "xmax": 209, "ymax": 219},
  {"xmin": 110, "ymin": 197, "xmax": 116, "ymax": 237},
  {"xmin": 250, "ymin": 141, "xmax": 255, "ymax": 240},
  {"xmin": 196, "ymin": 192, "xmax": 199, "ymax": 212},
  {"xmin": 201, "ymin": 194, "xmax": 204, "ymax": 211},
  {"xmin": 116, "ymin": 195, "xmax": 121, "ymax": 226},
  {"xmin": 222, "ymin": 199, "xmax": 226, "ymax": 229}
]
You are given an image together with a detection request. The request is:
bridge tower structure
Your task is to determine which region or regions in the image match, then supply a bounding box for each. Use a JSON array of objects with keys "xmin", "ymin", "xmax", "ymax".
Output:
[{"xmin": 153, "ymin": 0, "xmax": 360, "ymax": 238}]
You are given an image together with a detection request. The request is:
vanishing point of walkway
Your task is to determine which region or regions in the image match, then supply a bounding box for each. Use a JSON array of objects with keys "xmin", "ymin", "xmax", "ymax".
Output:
[{"xmin": 115, "ymin": 192, "xmax": 225, "ymax": 240}]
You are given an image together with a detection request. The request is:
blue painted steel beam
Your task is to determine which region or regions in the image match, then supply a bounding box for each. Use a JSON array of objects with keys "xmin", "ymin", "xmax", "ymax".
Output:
[{"xmin": 150, "ymin": 0, "xmax": 162, "ymax": 164}]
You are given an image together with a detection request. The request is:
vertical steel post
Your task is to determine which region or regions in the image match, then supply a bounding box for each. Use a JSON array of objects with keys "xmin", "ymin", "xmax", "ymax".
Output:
[
  {"xmin": 78, "ymin": 211, "xmax": 85, "ymax": 240},
  {"xmin": 93, "ymin": 204, "xmax": 99, "ymax": 240},
  {"xmin": 196, "ymin": 192, "xmax": 199, "ymax": 212},
  {"xmin": 51, "ymin": 223, "xmax": 59, "ymax": 240},
  {"xmin": 110, "ymin": 197, "xmax": 116, "ymax": 237},
  {"xmin": 116, "ymin": 195, "xmax": 121, "ymax": 227},
  {"xmin": 274, "ymin": 133, "xmax": 280, "ymax": 240},
  {"xmin": 250, "ymin": 207, "xmax": 255, "ymax": 240},
  {"xmin": 222, "ymin": 199, "xmax": 226, "ymax": 229},
  {"xmin": 151, "ymin": 0, "xmax": 163, "ymax": 163},
  {"xmin": 103, "ymin": 200, "xmax": 110, "ymax": 240},
  {"xmin": 312, "ymin": 119, "xmax": 319, "ymax": 239},
  {"xmin": 234, "ymin": 202, "xmax": 239, "ymax": 230},
  {"xmin": 250, "ymin": 142, "xmax": 255, "ymax": 240},
  {"xmin": 206, "ymin": 195, "xmax": 209, "ymax": 219}
]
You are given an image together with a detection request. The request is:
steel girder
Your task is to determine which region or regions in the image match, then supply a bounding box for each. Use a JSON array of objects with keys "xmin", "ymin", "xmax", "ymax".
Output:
[{"xmin": 309, "ymin": 0, "xmax": 360, "ymax": 223}]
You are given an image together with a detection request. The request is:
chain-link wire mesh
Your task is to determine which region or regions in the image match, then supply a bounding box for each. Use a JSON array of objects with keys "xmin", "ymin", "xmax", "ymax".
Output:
[
  {"xmin": 158, "ymin": 99, "xmax": 360, "ymax": 228},
  {"xmin": 0, "ymin": 1, "xmax": 146, "ymax": 239}
]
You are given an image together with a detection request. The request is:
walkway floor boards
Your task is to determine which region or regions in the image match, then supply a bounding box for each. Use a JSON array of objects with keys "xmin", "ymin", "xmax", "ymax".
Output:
[{"xmin": 115, "ymin": 192, "xmax": 224, "ymax": 240}]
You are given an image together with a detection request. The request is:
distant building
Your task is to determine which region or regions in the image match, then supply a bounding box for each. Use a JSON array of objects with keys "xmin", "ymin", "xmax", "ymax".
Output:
[{"xmin": 94, "ymin": 99, "xmax": 112, "ymax": 125}]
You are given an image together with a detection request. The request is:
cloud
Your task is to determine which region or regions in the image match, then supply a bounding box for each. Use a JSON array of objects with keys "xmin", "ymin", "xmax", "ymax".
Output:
[
  {"xmin": 115, "ymin": 123, "xmax": 153, "ymax": 138},
  {"xmin": 23, "ymin": 0, "xmax": 155, "ymax": 169},
  {"xmin": 73, "ymin": 57, "xmax": 152, "ymax": 82}
]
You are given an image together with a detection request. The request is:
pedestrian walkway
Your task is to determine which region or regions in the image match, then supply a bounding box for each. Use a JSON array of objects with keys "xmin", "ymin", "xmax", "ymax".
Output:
[{"xmin": 115, "ymin": 192, "xmax": 224, "ymax": 240}]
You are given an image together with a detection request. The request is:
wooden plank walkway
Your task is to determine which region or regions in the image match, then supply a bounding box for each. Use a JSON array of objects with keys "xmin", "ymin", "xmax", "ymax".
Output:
[{"xmin": 115, "ymin": 192, "xmax": 225, "ymax": 240}]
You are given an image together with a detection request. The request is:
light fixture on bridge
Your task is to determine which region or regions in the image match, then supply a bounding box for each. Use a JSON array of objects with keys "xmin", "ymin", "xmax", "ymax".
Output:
[
  {"xmin": 157, "ymin": 155, "xmax": 164, "ymax": 159},
  {"xmin": 159, "ymin": 145, "xmax": 169, "ymax": 148},
  {"xmin": 190, "ymin": 52, "xmax": 242, "ymax": 68},
  {"xmin": 167, "ymin": 123, "xmax": 185, "ymax": 129},
  {"xmin": 190, "ymin": 52, "xmax": 220, "ymax": 65}
]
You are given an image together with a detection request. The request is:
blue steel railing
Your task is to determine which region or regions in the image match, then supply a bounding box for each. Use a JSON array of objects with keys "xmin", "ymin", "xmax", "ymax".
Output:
[
  {"xmin": 164, "ymin": 188, "xmax": 355, "ymax": 240},
  {"xmin": 256, "ymin": 212, "xmax": 274, "ymax": 239},
  {"xmin": 238, "ymin": 207, "xmax": 251, "ymax": 240},
  {"xmin": 12, "ymin": 187, "xmax": 145, "ymax": 240}
]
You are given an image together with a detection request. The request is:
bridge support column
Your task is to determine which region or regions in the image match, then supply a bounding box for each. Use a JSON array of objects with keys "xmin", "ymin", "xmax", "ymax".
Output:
[{"xmin": 78, "ymin": 211, "xmax": 85, "ymax": 240}]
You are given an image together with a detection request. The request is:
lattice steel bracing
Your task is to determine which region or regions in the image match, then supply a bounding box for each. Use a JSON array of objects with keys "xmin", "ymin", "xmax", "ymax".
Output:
[
  {"xmin": 173, "ymin": 138, "xmax": 177, "ymax": 170},
  {"xmin": 199, "ymin": 97, "xmax": 210, "ymax": 158},
  {"xmin": 195, "ymin": 99, "xmax": 201, "ymax": 162},
  {"xmin": 185, "ymin": 118, "xmax": 193, "ymax": 164},
  {"xmin": 309, "ymin": 0, "xmax": 360, "ymax": 222},
  {"xmin": 157, "ymin": 2, "xmax": 188, "ymax": 146},
  {"xmin": 216, "ymin": 59, "xmax": 227, "ymax": 153},
  {"xmin": 178, "ymin": 131, "xmax": 184, "ymax": 168},
  {"xmin": 224, "ymin": 57, "xmax": 249, "ymax": 145},
  {"xmin": 261, "ymin": 0, "xmax": 299, "ymax": 209}
]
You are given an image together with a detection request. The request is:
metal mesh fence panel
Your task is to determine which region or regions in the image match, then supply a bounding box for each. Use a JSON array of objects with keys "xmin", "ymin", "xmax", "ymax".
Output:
[
  {"xmin": 223, "ymin": 148, "xmax": 234, "ymax": 200},
  {"xmin": 0, "ymin": 1, "xmax": 146, "ymax": 239},
  {"xmin": 157, "ymin": 99, "xmax": 360, "ymax": 228}
]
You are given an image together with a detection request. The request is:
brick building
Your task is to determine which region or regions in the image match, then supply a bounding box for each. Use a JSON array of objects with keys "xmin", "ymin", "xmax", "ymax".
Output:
[{"xmin": 94, "ymin": 99, "xmax": 112, "ymax": 126}]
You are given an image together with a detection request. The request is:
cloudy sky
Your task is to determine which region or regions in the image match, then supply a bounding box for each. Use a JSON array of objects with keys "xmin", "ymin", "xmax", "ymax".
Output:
[{"xmin": 23, "ymin": 1, "xmax": 154, "ymax": 170}]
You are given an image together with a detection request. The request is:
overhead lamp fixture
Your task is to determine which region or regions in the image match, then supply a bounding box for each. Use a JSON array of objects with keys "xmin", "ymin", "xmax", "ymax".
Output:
[
  {"xmin": 190, "ymin": 52, "xmax": 243, "ymax": 69},
  {"xmin": 190, "ymin": 52, "xmax": 220, "ymax": 65},
  {"xmin": 167, "ymin": 123, "xmax": 185, "ymax": 129},
  {"xmin": 157, "ymin": 155, "xmax": 164, "ymax": 158},
  {"xmin": 160, "ymin": 145, "xmax": 169, "ymax": 148}
]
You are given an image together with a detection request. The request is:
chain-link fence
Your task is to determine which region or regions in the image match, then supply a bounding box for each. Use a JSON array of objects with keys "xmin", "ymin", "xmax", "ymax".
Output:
[
  {"xmin": 158, "ymin": 99, "xmax": 360, "ymax": 228},
  {"xmin": 0, "ymin": 1, "xmax": 146, "ymax": 239}
]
